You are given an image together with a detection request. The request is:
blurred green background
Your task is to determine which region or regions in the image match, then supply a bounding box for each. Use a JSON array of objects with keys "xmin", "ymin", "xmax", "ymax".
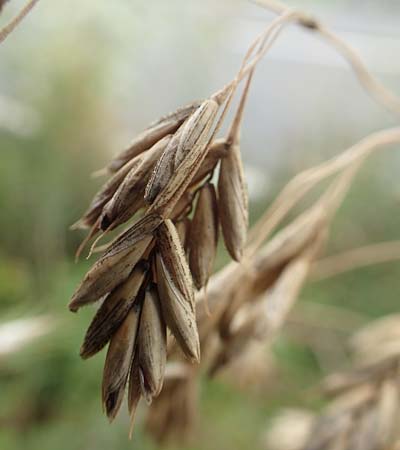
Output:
[{"xmin": 1, "ymin": 1, "xmax": 400, "ymax": 449}]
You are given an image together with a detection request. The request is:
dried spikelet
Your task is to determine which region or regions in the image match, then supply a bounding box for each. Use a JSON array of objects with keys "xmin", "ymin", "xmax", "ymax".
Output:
[
  {"xmin": 128, "ymin": 352, "xmax": 141, "ymax": 437},
  {"xmin": 72, "ymin": 154, "xmax": 146, "ymax": 230},
  {"xmin": 156, "ymin": 253, "xmax": 200, "ymax": 363},
  {"xmin": 138, "ymin": 285, "xmax": 167, "ymax": 399},
  {"xmin": 80, "ymin": 263, "xmax": 148, "ymax": 359},
  {"xmin": 218, "ymin": 208, "xmax": 325, "ymax": 336},
  {"xmin": 267, "ymin": 314, "xmax": 400, "ymax": 450},
  {"xmin": 145, "ymin": 131, "xmax": 182, "ymax": 204},
  {"xmin": 251, "ymin": 207, "xmax": 325, "ymax": 296},
  {"xmin": 102, "ymin": 306, "xmax": 141, "ymax": 421},
  {"xmin": 174, "ymin": 99, "xmax": 220, "ymax": 168},
  {"xmin": 170, "ymin": 190, "xmax": 194, "ymax": 221},
  {"xmin": 188, "ymin": 183, "xmax": 219, "ymax": 289},
  {"xmin": 148, "ymin": 98, "xmax": 219, "ymax": 217},
  {"xmin": 157, "ymin": 219, "xmax": 194, "ymax": 308},
  {"xmin": 100, "ymin": 135, "xmax": 171, "ymax": 230},
  {"xmin": 217, "ymin": 139, "xmax": 248, "ymax": 261},
  {"xmin": 262, "ymin": 409, "xmax": 315, "ymax": 450},
  {"xmin": 108, "ymin": 101, "xmax": 201, "ymax": 173},
  {"xmin": 69, "ymin": 234, "xmax": 153, "ymax": 312},
  {"xmin": 104, "ymin": 213, "xmax": 161, "ymax": 258},
  {"xmin": 189, "ymin": 138, "xmax": 228, "ymax": 187},
  {"xmin": 145, "ymin": 368, "xmax": 198, "ymax": 444},
  {"xmin": 175, "ymin": 217, "xmax": 191, "ymax": 250}
]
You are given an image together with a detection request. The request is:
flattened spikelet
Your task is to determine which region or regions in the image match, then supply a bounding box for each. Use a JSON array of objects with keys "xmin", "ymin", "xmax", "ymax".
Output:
[
  {"xmin": 73, "ymin": 154, "xmax": 145, "ymax": 230},
  {"xmin": 174, "ymin": 99, "xmax": 220, "ymax": 168},
  {"xmin": 145, "ymin": 132, "xmax": 181, "ymax": 204},
  {"xmin": 148, "ymin": 99, "xmax": 219, "ymax": 217},
  {"xmin": 102, "ymin": 306, "xmax": 141, "ymax": 421},
  {"xmin": 156, "ymin": 253, "xmax": 200, "ymax": 363},
  {"xmin": 80, "ymin": 263, "xmax": 147, "ymax": 359},
  {"xmin": 157, "ymin": 219, "xmax": 194, "ymax": 307},
  {"xmin": 108, "ymin": 101, "xmax": 201, "ymax": 173},
  {"xmin": 100, "ymin": 136, "xmax": 171, "ymax": 230},
  {"xmin": 218, "ymin": 141, "xmax": 248, "ymax": 261},
  {"xmin": 69, "ymin": 234, "xmax": 153, "ymax": 312},
  {"xmin": 188, "ymin": 183, "xmax": 219, "ymax": 289},
  {"xmin": 138, "ymin": 285, "xmax": 167, "ymax": 399}
]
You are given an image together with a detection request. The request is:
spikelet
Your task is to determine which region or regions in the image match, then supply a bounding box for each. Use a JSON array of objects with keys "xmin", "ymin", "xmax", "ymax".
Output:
[
  {"xmin": 189, "ymin": 138, "xmax": 228, "ymax": 187},
  {"xmin": 100, "ymin": 135, "xmax": 171, "ymax": 230},
  {"xmin": 102, "ymin": 306, "xmax": 141, "ymax": 421},
  {"xmin": 156, "ymin": 253, "xmax": 200, "ymax": 363},
  {"xmin": 148, "ymin": 98, "xmax": 219, "ymax": 217},
  {"xmin": 69, "ymin": 234, "xmax": 153, "ymax": 312},
  {"xmin": 80, "ymin": 263, "xmax": 148, "ymax": 359},
  {"xmin": 174, "ymin": 99, "xmax": 220, "ymax": 167},
  {"xmin": 156, "ymin": 219, "xmax": 194, "ymax": 308},
  {"xmin": 145, "ymin": 131, "xmax": 182, "ymax": 204},
  {"xmin": 108, "ymin": 101, "xmax": 201, "ymax": 173},
  {"xmin": 138, "ymin": 285, "xmax": 167, "ymax": 400},
  {"xmin": 217, "ymin": 139, "xmax": 248, "ymax": 261},
  {"xmin": 72, "ymin": 154, "xmax": 146, "ymax": 230},
  {"xmin": 188, "ymin": 183, "xmax": 219, "ymax": 289}
]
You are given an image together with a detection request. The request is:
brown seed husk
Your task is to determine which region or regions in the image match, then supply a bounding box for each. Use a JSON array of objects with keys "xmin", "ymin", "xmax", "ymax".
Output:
[
  {"xmin": 217, "ymin": 141, "xmax": 248, "ymax": 261},
  {"xmin": 170, "ymin": 190, "xmax": 195, "ymax": 221},
  {"xmin": 157, "ymin": 219, "xmax": 194, "ymax": 307},
  {"xmin": 174, "ymin": 99, "xmax": 220, "ymax": 168},
  {"xmin": 108, "ymin": 101, "xmax": 201, "ymax": 173},
  {"xmin": 188, "ymin": 183, "xmax": 219, "ymax": 289},
  {"xmin": 128, "ymin": 352, "xmax": 142, "ymax": 438},
  {"xmin": 102, "ymin": 306, "xmax": 141, "ymax": 421},
  {"xmin": 148, "ymin": 99, "xmax": 219, "ymax": 217},
  {"xmin": 138, "ymin": 285, "xmax": 167, "ymax": 399},
  {"xmin": 80, "ymin": 263, "xmax": 148, "ymax": 359},
  {"xmin": 73, "ymin": 154, "xmax": 146, "ymax": 230},
  {"xmin": 175, "ymin": 218, "xmax": 191, "ymax": 250},
  {"xmin": 100, "ymin": 136, "xmax": 171, "ymax": 230},
  {"xmin": 145, "ymin": 131, "xmax": 182, "ymax": 204},
  {"xmin": 69, "ymin": 215, "xmax": 159, "ymax": 311},
  {"xmin": 189, "ymin": 138, "xmax": 228, "ymax": 187},
  {"xmin": 156, "ymin": 253, "xmax": 200, "ymax": 363}
]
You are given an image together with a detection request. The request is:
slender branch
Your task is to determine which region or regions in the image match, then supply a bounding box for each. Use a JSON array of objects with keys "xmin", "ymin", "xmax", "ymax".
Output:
[
  {"xmin": 246, "ymin": 127, "xmax": 400, "ymax": 255},
  {"xmin": 252, "ymin": 0, "xmax": 400, "ymax": 118},
  {"xmin": 311, "ymin": 241, "xmax": 400, "ymax": 281},
  {"xmin": 0, "ymin": 0, "xmax": 40, "ymax": 45}
]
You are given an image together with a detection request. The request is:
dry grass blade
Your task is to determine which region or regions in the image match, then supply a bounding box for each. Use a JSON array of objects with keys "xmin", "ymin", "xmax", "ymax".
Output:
[
  {"xmin": 218, "ymin": 139, "xmax": 248, "ymax": 261},
  {"xmin": 107, "ymin": 101, "xmax": 201, "ymax": 173},
  {"xmin": 0, "ymin": 0, "xmax": 40, "ymax": 44},
  {"xmin": 80, "ymin": 263, "xmax": 147, "ymax": 359},
  {"xmin": 156, "ymin": 253, "xmax": 200, "ymax": 363},
  {"xmin": 102, "ymin": 306, "xmax": 141, "ymax": 421},
  {"xmin": 69, "ymin": 234, "xmax": 152, "ymax": 312},
  {"xmin": 138, "ymin": 285, "xmax": 167, "ymax": 399},
  {"xmin": 188, "ymin": 183, "xmax": 219, "ymax": 289}
]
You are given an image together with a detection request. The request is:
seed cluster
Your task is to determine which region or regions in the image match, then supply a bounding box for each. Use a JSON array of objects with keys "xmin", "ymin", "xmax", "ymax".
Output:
[{"xmin": 69, "ymin": 93, "xmax": 249, "ymax": 426}]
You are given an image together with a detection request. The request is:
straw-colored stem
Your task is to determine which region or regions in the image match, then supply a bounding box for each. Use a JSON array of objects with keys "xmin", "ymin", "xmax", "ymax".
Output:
[
  {"xmin": 253, "ymin": 0, "xmax": 400, "ymax": 117},
  {"xmin": 246, "ymin": 127, "xmax": 400, "ymax": 256},
  {"xmin": 0, "ymin": 0, "xmax": 39, "ymax": 44},
  {"xmin": 311, "ymin": 241, "xmax": 400, "ymax": 281}
]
